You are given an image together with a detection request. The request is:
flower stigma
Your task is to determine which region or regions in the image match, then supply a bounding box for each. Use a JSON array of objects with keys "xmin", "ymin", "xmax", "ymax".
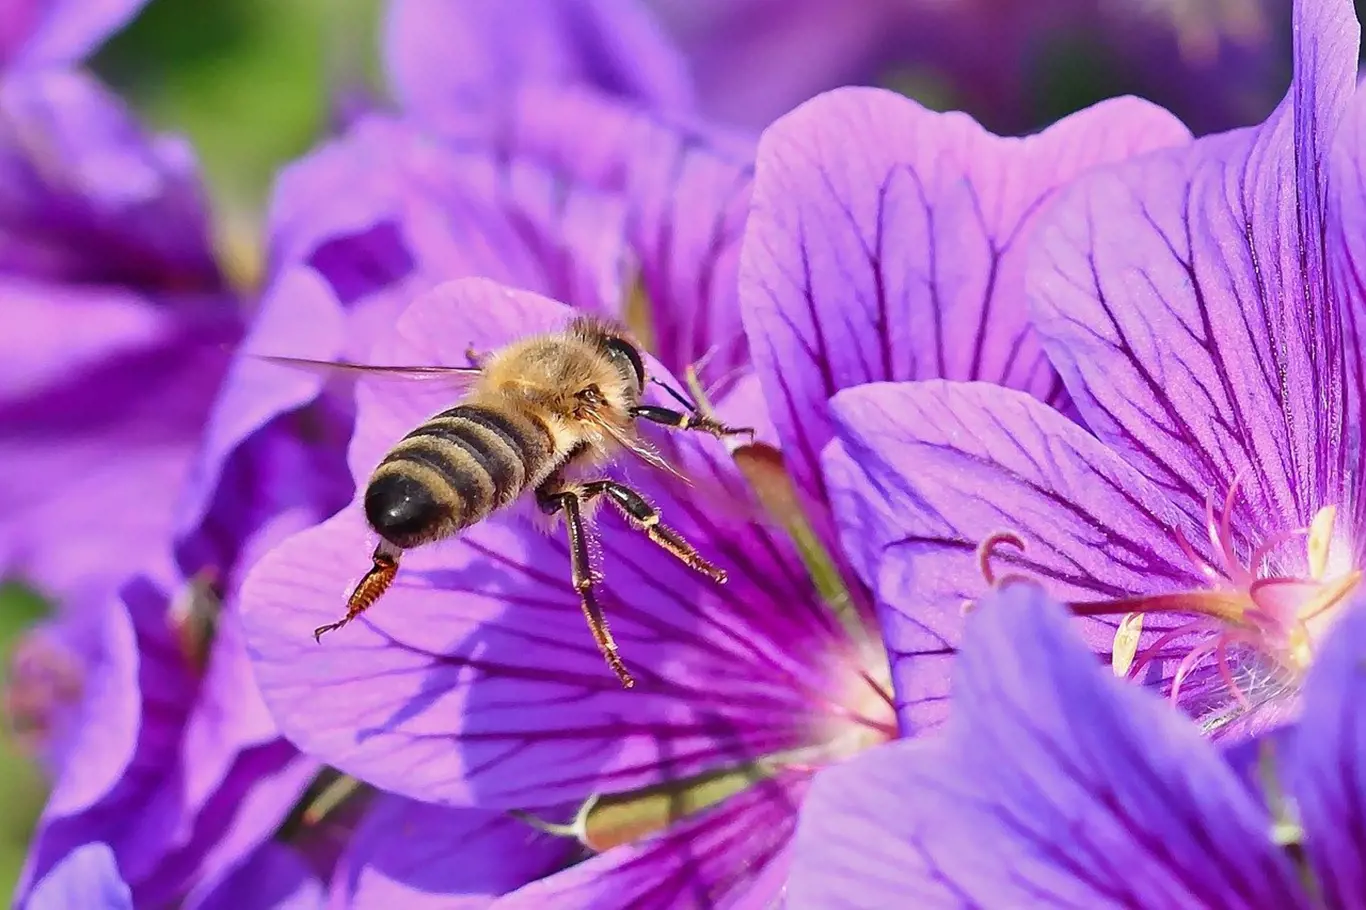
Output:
[{"xmin": 974, "ymin": 473, "xmax": 1359, "ymax": 732}]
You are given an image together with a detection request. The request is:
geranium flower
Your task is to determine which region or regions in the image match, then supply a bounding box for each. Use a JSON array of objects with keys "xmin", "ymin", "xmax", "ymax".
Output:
[
  {"xmin": 789, "ymin": 578, "xmax": 1366, "ymax": 909},
  {"xmin": 820, "ymin": 0, "xmax": 1361, "ymax": 741},
  {"xmin": 239, "ymin": 81, "xmax": 1187, "ymax": 904}
]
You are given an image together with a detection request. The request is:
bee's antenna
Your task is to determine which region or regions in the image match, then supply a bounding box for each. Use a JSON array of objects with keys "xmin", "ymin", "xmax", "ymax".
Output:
[{"xmin": 651, "ymin": 376, "xmax": 698, "ymax": 412}]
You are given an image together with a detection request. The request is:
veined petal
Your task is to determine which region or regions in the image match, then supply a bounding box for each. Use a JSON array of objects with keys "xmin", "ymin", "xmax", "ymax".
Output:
[
  {"xmin": 1286, "ymin": 593, "xmax": 1366, "ymax": 908},
  {"xmin": 1029, "ymin": 0, "xmax": 1362, "ymax": 537},
  {"xmin": 495, "ymin": 771, "xmax": 807, "ymax": 909},
  {"xmin": 267, "ymin": 115, "xmax": 626, "ymax": 333},
  {"xmin": 1, "ymin": 0, "xmax": 147, "ymax": 69},
  {"xmin": 0, "ymin": 69, "xmax": 221, "ymax": 290},
  {"xmin": 333, "ymin": 796, "xmax": 572, "ymax": 908},
  {"xmin": 490, "ymin": 86, "xmax": 755, "ymax": 391},
  {"xmin": 242, "ymin": 280, "xmax": 854, "ymax": 808},
  {"xmin": 383, "ymin": 0, "xmax": 692, "ymax": 133},
  {"xmin": 824, "ymin": 381, "xmax": 1204, "ymax": 732},
  {"xmin": 27, "ymin": 843, "xmax": 132, "ymax": 910},
  {"xmin": 792, "ymin": 583, "xmax": 1307, "ymax": 908},
  {"xmin": 740, "ymin": 86, "xmax": 1190, "ymax": 504}
]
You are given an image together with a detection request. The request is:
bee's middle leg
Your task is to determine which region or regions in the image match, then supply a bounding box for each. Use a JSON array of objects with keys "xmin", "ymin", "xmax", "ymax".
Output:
[
  {"xmin": 579, "ymin": 479, "xmax": 727, "ymax": 584},
  {"xmin": 537, "ymin": 483, "xmax": 634, "ymax": 689}
]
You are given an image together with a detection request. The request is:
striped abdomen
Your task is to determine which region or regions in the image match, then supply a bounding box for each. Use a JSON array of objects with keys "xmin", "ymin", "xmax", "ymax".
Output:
[{"xmin": 364, "ymin": 404, "xmax": 554, "ymax": 549}]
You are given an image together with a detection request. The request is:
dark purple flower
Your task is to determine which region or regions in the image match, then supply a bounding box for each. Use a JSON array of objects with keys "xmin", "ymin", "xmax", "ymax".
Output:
[
  {"xmin": 789, "ymin": 578, "xmax": 1365, "ymax": 909},
  {"xmin": 644, "ymin": 0, "xmax": 1286, "ymax": 136},
  {"xmin": 0, "ymin": 68, "xmax": 240, "ymax": 625},
  {"xmin": 819, "ymin": 0, "xmax": 1364, "ymax": 744},
  {"xmin": 0, "ymin": 0, "xmax": 147, "ymax": 70},
  {"xmin": 28, "ymin": 842, "xmax": 131, "ymax": 910},
  {"xmin": 238, "ymin": 77, "xmax": 1186, "ymax": 902}
]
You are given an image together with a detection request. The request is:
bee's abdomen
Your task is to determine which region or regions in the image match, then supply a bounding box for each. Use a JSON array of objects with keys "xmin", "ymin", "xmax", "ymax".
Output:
[{"xmin": 366, "ymin": 405, "xmax": 553, "ymax": 548}]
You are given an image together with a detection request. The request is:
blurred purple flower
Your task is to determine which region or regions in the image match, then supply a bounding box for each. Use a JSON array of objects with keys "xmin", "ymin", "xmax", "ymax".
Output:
[
  {"xmin": 382, "ymin": 0, "xmax": 693, "ymax": 138},
  {"xmin": 822, "ymin": 0, "xmax": 1364, "ymax": 743},
  {"xmin": 28, "ymin": 842, "xmax": 131, "ymax": 910},
  {"xmin": 646, "ymin": 0, "xmax": 1286, "ymax": 136},
  {"xmin": 238, "ymin": 71, "xmax": 1186, "ymax": 903},
  {"xmin": 0, "ymin": 0, "xmax": 147, "ymax": 70},
  {"xmin": 0, "ymin": 69, "xmax": 240, "ymax": 627},
  {"xmin": 789, "ymin": 579, "xmax": 1365, "ymax": 909}
]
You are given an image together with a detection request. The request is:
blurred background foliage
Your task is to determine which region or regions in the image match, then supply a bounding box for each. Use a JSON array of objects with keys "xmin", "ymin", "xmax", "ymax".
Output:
[{"xmin": 2, "ymin": 0, "xmax": 1365, "ymax": 901}]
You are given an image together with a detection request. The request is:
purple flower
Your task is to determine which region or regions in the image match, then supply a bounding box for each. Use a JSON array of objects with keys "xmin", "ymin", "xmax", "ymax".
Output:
[
  {"xmin": 0, "ymin": 69, "xmax": 240, "ymax": 627},
  {"xmin": 0, "ymin": 0, "xmax": 147, "ymax": 70},
  {"xmin": 644, "ymin": 0, "xmax": 1285, "ymax": 136},
  {"xmin": 789, "ymin": 578, "xmax": 1365, "ymax": 909},
  {"xmin": 382, "ymin": 0, "xmax": 693, "ymax": 138},
  {"xmin": 28, "ymin": 843, "xmax": 132, "ymax": 910},
  {"xmin": 239, "ymin": 76, "xmax": 1186, "ymax": 904},
  {"xmin": 820, "ymin": 0, "xmax": 1364, "ymax": 743}
]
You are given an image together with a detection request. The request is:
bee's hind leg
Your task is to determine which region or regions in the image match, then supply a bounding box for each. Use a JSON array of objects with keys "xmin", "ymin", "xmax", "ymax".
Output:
[
  {"xmin": 580, "ymin": 479, "xmax": 727, "ymax": 584},
  {"xmin": 537, "ymin": 483, "xmax": 635, "ymax": 689},
  {"xmin": 313, "ymin": 542, "xmax": 401, "ymax": 642}
]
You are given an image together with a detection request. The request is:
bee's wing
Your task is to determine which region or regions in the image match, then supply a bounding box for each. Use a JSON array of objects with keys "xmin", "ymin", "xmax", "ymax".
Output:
[
  {"xmin": 254, "ymin": 355, "xmax": 483, "ymax": 390},
  {"xmin": 591, "ymin": 415, "xmax": 690, "ymax": 482}
]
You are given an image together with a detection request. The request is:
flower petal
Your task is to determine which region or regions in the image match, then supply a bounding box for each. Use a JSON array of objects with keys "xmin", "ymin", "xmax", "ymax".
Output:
[
  {"xmin": 188, "ymin": 843, "xmax": 323, "ymax": 910},
  {"xmin": 333, "ymin": 796, "xmax": 572, "ymax": 908},
  {"xmin": 739, "ymin": 86, "xmax": 1190, "ymax": 503},
  {"xmin": 24, "ymin": 598, "xmax": 138, "ymax": 816},
  {"xmin": 267, "ymin": 115, "xmax": 626, "ymax": 331},
  {"xmin": 2, "ymin": 0, "xmax": 148, "ymax": 69},
  {"xmin": 242, "ymin": 279, "xmax": 856, "ymax": 808},
  {"xmin": 791, "ymin": 582, "xmax": 1307, "ymax": 908},
  {"xmin": 0, "ymin": 69, "xmax": 221, "ymax": 289},
  {"xmin": 1286, "ymin": 594, "xmax": 1366, "ymax": 908},
  {"xmin": 383, "ymin": 0, "xmax": 691, "ymax": 133},
  {"xmin": 0, "ymin": 284, "xmax": 236, "ymax": 618},
  {"xmin": 27, "ymin": 842, "xmax": 132, "ymax": 910},
  {"xmin": 1028, "ymin": 0, "xmax": 1362, "ymax": 536},
  {"xmin": 180, "ymin": 755, "xmax": 323, "ymax": 910},
  {"xmin": 823, "ymin": 381, "xmax": 1205, "ymax": 732},
  {"xmin": 488, "ymin": 86, "xmax": 755, "ymax": 391},
  {"xmin": 495, "ymin": 771, "xmax": 807, "ymax": 909}
]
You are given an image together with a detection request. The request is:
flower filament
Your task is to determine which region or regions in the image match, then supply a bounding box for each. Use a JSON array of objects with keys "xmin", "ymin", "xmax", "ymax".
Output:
[{"xmin": 977, "ymin": 474, "xmax": 1359, "ymax": 723}]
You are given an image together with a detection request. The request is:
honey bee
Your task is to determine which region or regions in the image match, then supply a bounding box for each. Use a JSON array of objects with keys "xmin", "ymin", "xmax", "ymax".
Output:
[{"xmin": 262, "ymin": 315, "xmax": 752, "ymax": 688}]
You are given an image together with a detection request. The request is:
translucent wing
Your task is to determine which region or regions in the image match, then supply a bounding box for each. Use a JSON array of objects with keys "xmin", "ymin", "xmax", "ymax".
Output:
[{"xmin": 254, "ymin": 355, "xmax": 483, "ymax": 391}]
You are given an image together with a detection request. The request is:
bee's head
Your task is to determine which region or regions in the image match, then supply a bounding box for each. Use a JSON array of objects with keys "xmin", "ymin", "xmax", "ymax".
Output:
[
  {"xmin": 572, "ymin": 316, "xmax": 647, "ymax": 394},
  {"xmin": 602, "ymin": 335, "xmax": 647, "ymax": 393}
]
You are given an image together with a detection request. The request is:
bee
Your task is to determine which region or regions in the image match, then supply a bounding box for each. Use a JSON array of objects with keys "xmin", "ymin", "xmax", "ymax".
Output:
[{"xmin": 262, "ymin": 315, "xmax": 752, "ymax": 688}]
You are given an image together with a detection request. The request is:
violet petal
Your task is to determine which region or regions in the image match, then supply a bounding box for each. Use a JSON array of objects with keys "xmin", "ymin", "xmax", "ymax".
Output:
[
  {"xmin": 824, "ymin": 381, "xmax": 1205, "ymax": 733},
  {"xmin": 1027, "ymin": 0, "xmax": 1361, "ymax": 538},
  {"xmin": 27, "ymin": 842, "xmax": 132, "ymax": 910},
  {"xmin": 1286, "ymin": 594, "xmax": 1366, "ymax": 908},
  {"xmin": 383, "ymin": 0, "xmax": 692, "ymax": 133},
  {"xmin": 740, "ymin": 86, "xmax": 1189, "ymax": 504},
  {"xmin": 242, "ymin": 279, "xmax": 853, "ymax": 808}
]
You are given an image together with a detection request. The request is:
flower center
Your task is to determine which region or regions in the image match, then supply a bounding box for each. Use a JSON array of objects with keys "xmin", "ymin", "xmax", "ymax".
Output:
[
  {"xmin": 3, "ymin": 629, "xmax": 84, "ymax": 760},
  {"xmin": 977, "ymin": 474, "xmax": 1359, "ymax": 730}
]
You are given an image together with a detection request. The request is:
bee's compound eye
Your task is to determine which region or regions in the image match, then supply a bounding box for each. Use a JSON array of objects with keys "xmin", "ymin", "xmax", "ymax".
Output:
[
  {"xmin": 365, "ymin": 473, "xmax": 439, "ymax": 548},
  {"xmin": 604, "ymin": 337, "xmax": 646, "ymax": 391}
]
